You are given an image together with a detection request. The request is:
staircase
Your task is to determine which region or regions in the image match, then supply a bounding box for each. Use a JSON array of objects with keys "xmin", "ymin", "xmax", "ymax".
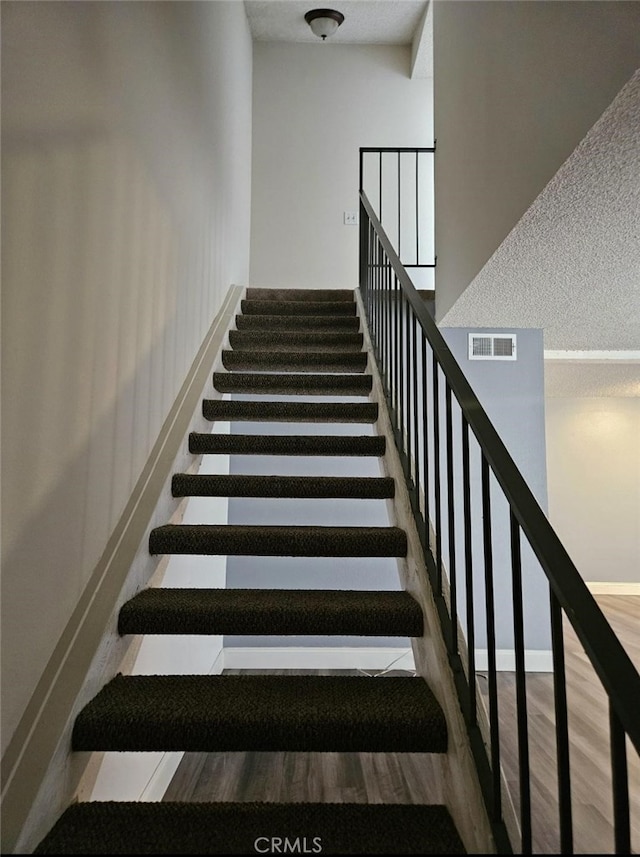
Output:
[{"xmin": 34, "ymin": 288, "xmax": 469, "ymax": 854}]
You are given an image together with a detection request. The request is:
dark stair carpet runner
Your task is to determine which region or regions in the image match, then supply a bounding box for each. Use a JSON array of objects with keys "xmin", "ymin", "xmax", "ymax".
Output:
[{"xmin": 34, "ymin": 287, "xmax": 466, "ymax": 855}]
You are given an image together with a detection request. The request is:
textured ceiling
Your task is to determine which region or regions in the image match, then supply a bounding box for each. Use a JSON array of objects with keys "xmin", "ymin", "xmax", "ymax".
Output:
[
  {"xmin": 440, "ymin": 69, "xmax": 640, "ymax": 397},
  {"xmin": 244, "ymin": 0, "xmax": 429, "ymax": 45},
  {"xmin": 440, "ymin": 70, "xmax": 640, "ymax": 351}
]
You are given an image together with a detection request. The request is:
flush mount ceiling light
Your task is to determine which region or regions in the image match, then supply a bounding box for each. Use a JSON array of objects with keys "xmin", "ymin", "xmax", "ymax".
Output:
[{"xmin": 304, "ymin": 8, "xmax": 345, "ymax": 40}]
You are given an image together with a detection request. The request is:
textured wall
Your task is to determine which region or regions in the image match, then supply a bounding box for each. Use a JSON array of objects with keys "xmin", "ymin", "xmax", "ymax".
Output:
[
  {"xmin": 439, "ymin": 70, "xmax": 640, "ymax": 352},
  {"xmin": 1, "ymin": 0, "xmax": 252, "ymax": 753},
  {"xmin": 432, "ymin": 0, "xmax": 640, "ymax": 322}
]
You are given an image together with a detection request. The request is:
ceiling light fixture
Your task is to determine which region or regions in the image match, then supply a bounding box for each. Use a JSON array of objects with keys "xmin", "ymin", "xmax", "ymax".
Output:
[{"xmin": 304, "ymin": 8, "xmax": 345, "ymax": 41}]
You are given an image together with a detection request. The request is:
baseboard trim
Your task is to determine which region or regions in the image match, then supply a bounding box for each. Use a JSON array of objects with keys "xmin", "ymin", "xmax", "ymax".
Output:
[
  {"xmin": 223, "ymin": 646, "xmax": 417, "ymax": 673},
  {"xmin": 587, "ymin": 582, "xmax": 640, "ymax": 595},
  {"xmin": 475, "ymin": 649, "xmax": 553, "ymax": 673}
]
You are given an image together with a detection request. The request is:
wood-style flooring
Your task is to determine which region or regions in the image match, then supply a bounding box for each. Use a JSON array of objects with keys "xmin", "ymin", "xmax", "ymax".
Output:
[
  {"xmin": 162, "ymin": 595, "xmax": 640, "ymax": 854},
  {"xmin": 478, "ymin": 594, "xmax": 640, "ymax": 855}
]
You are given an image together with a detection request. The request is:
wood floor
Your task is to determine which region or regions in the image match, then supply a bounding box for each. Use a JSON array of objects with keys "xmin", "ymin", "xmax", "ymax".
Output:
[
  {"xmin": 162, "ymin": 595, "xmax": 640, "ymax": 854},
  {"xmin": 477, "ymin": 594, "xmax": 640, "ymax": 854}
]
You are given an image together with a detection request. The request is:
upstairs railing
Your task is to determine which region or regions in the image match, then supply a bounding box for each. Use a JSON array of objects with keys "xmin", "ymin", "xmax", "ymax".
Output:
[
  {"xmin": 359, "ymin": 147, "xmax": 640, "ymax": 855},
  {"xmin": 359, "ymin": 147, "xmax": 436, "ymax": 292}
]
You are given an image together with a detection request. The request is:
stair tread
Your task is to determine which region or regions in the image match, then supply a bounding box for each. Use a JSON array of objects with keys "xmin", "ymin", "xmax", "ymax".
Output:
[
  {"xmin": 212, "ymin": 372, "xmax": 373, "ymax": 395},
  {"xmin": 149, "ymin": 524, "xmax": 408, "ymax": 557},
  {"xmin": 171, "ymin": 473, "xmax": 395, "ymax": 499},
  {"xmin": 241, "ymin": 299, "xmax": 357, "ymax": 316},
  {"xmin": 188, "ymin": 432, "xmax": 385, "ymax": 455},
  {"xmin": 246, "ymin": 287, "xmax": 355, "ymax": 302},
  {"xmin": 228, "ymin": 329, "xmax": 364, "ymax": 351},
  {"xmin": 203, "ymin": 400, "xmax": 379, "ymax": 423},
  {"xmin": 118, "ymin": 588, "xmax": 424, "ymax": 636},
  {"xmin": 221, "ymin": 350, "xmax": 368, "ymax": 372},
  {"xmin": 72, "ymin": 674, "xmax": 447, "ymax": 753},
  {"xmin": 35, "ymin": 801, "xmax": 466, "ymax": 854},
  {"xmin": 236, "ymin": 313, "xmax": 360, "ymax": 330}
]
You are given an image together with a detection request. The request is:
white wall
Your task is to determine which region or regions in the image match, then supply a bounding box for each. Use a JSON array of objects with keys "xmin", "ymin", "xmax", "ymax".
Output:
[
  {"xmin": 250, "ymin": 43, "xmax": 432, "ymax": 289},
  {"xmin": 1, "ymin": 0, "xmax": 252, "ymax": 755},
  {"xmin": 545, "ymin": 396, "xmax": 640, "ymax": 584}
]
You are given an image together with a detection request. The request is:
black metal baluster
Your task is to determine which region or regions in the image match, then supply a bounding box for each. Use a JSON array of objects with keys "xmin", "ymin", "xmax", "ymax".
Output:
[
  {"xmin": 383, "ymin": 248, "xmax": 389, "ymax": 389},
  {"xmin": 432, "ymin": 354, "xmax": 442, "ymax": 595},
  {"xmin": 380, "ymin": 241, "xmax": 389, "ymax": 385},
  {"xmin": 398, "ymin": 293, "xmax": 406, "ymax": 459},
  {"xmin": 397, "ymin": 150, "xmax": 401, "ymax": 262},
  {"xmin": 412, "ymin": 312, "xmax": 419, "ymax": 503},
  {"xmin": 379, "ymin": 151, "xmax": 383, "ymax": 225},
  {"xmin": 481, "ymin": 456, "xmax": 502, "ymax": 822},
  {"xmin": 393, "ymin": 276, "xmax": 400, "ymax": 435},
  {"xmin": 392, "ymin": 274, "xmax": 400, "ymax": 433},
  {"xmin": 550, "ymin": 588, "xmax": 573, "ymax": 853},
  {"xmin": 406, "ymin": 305, "xmax": 413, "ymax": 491},
  {"xmin": 461, "ymin": 415, "xmax": 476, "ymax": 726},
  {"xmin": 415, "ymin": 150, "xmax": 419, "ymax": 267},
  {"xmin": 421, "ymin": 334, "xmax": 431, "ymax": 552},
  {"xmin": 610, "ymin": 703, "xmax": 631, "ymax": 855},
  {"xmin": 510, "ymin": 511, "xmax": 532, "ymax": 853},
  {"xmin": 445, "ymin": 383, "xmax": 458, "ymax": 653}
]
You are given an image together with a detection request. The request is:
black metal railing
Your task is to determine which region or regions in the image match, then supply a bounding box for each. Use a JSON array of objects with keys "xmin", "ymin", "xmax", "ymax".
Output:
[
  {"xmin": 359, "ymin": 147, "xmax": 436, "ymax": 290},
  {"xmin": 359, "ymin": 158, "xmax": 640, "ymax": 854}
]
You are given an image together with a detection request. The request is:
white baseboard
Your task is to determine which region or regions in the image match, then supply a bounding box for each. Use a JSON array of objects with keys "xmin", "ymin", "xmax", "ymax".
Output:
[
  {"xmin": 587, "ymin": 582, "xmax": 640, "ymax": 595},
  {"xmin": 222, "ymin": 646, "xmax": 416, "ymax": 673},
  {"xmin": 474, "ymin": 649, "xmax": 553, "ymax": 673}
]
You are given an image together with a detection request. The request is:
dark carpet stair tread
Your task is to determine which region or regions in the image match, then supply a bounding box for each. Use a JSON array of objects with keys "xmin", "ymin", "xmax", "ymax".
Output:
[
  {"xmin": 221, "ymin": 350, "xmax": 368, "ymax": 373},
  {"xmin": 213, "ymin": 372, "xmax": 372, "ymax": 395},
  {"xmin": 245, "ymin": 287, "xmax": 355, "ymax": 302},
  {"xmin": 203, "ymin": 400, "xmax": 378, "ymax": 423},
  {"xmin": 149, "ymin": 524, "xmax": 407, "ymax": 557},
  {"xmin": 228, "ymin": 329, "xmax": 364, "ymax": 351},
  {"xmin": 236, "ymin": 314, "xmax": 360, "ymax": 331},
  {"xmin": 241, "ymin": 299, "xmax": 357, "ymax": 317},
  {"xmin": 171, "ymin": 473, "xmax": 394, "ymax": 499},
  {"xmin": 34, "ymin": 801, "xmax": 466, "ymax": 854},
  {"xmin": 71, "ymin": 674, "xmax": 447, "ymax": 753},
  {"xmin": 188, "ymin": 432, "xmax": 385, "ymax": 456},
  {"xmin": 118, "ymin": 589, "xmax": 424, "ymax": 636}
]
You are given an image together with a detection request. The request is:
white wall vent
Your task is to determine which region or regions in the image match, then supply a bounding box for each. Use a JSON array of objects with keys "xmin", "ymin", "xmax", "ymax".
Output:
[{"xmin": 468, "ymin": 333, "xmax": 517, "ymax": 361}]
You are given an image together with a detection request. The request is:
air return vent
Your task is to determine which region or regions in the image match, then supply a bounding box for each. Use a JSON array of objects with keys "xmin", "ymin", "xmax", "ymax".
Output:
[{"xmin": 468, "ymin": 333, "xmax": 517, "ymax": 361}]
